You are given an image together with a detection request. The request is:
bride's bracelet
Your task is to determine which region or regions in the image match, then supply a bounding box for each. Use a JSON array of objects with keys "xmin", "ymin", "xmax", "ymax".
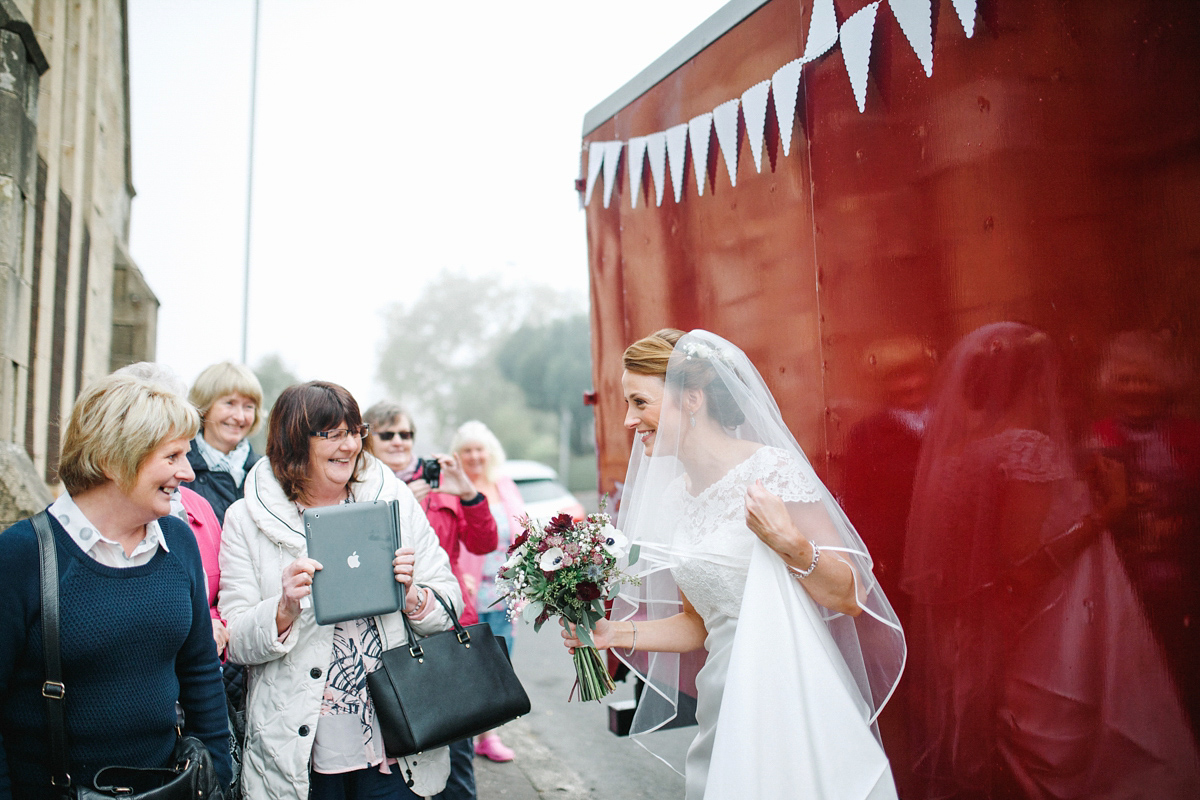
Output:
[
  {"xmin": 787, "ymin": 543, "xmax": 821, "ymax": 580},
  {"xmin": 625, "ymin": 620, "xmax": 638, "ymax": 655}
]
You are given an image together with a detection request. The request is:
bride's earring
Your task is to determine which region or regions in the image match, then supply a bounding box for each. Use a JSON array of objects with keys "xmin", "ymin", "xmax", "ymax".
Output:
[{"xmin": 690, "ymin": 413, "xmax": 696, "ymax": 429}]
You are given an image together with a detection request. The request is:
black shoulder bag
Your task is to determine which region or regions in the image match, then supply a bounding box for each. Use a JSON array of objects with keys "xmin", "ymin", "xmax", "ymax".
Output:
[
  {"xmin": 367, "ymin": 588, "xmax": 531, "ymax": 757},
  {"xmin": 31, "ymin": 512, "xmax": 224, "ymax": 800}
]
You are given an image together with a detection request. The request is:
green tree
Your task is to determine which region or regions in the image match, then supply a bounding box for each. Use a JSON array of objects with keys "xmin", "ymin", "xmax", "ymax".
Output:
[
  {"xmin": 375, "ymin": 269, "xmax": 584, "ymax": 453},
  {"xmin": 248, "ymin": 354, "xmax": 301, "ymax": 453}
]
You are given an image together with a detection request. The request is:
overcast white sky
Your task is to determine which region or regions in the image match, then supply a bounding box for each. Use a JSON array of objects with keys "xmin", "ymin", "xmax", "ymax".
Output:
[{"xmin": 126, "ymin": 0, "xmax": 729, "ymax": 405}]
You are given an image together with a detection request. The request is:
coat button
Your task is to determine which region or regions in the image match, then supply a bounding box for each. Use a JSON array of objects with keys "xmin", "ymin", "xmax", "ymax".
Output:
[
  {"xmin": 298, "ymin": 725, "xmax": 310, "ymax": 737},
  {"xmin": 310, "ymin": 667, "xmax": 322, "ymax": 679}
]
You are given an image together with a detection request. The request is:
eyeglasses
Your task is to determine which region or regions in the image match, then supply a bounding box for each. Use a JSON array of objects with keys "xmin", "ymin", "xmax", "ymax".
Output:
[
  {"xmin": 375, "ymin": 430, "xmax": 414, "ymax": 441},
  {"xmin": 311, "ymin": 425, "xmax": 370, "ymax": 442}
]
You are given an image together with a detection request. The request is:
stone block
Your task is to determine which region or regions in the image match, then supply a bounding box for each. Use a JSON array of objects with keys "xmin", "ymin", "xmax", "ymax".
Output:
[
  {"xmin": 0, "ymin": 441, "xmax": 53, "ymax": 529},
  {"xmin": 0, "ymin": 87, "xmax": 27, "ymax": 179}
]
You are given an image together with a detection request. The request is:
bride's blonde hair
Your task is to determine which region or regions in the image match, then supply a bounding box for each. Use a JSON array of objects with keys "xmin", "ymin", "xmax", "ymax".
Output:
[
  {"xmin": 623, "ymin": 328, "xmax": 684, "ymax": 376},
  {"xmin": 623, "ymin": 328, "xmax": 745, "ymax": 427}
]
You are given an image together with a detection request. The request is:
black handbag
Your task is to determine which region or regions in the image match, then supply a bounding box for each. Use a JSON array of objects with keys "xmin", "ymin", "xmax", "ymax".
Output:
[
  {"xmin": 367, "ymin": 588, "xmax": 531, "ymax": 757},
  {"xmin": 30, "ymin": 512, "xmax": 224, "ymax": 800}
]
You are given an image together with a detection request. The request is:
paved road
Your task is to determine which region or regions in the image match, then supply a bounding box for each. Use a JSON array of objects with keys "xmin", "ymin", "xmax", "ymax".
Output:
[{"xmin": 473, "ymin": 614, "xmax": 691, "ymax": 799}]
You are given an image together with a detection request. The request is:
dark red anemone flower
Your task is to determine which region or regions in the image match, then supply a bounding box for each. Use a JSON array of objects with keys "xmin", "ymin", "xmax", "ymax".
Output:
[{"xmin": 576, "ymin": 582, "xmax": 602, "ymax": 602}]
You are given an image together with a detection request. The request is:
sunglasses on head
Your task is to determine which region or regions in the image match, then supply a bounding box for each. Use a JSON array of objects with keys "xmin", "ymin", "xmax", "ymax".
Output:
[{"xmin": 375, "ymin": 430, "xmax": 414, "ymax": 441}]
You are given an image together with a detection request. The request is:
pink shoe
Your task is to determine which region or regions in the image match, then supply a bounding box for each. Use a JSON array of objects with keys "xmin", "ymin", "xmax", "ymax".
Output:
[{"xmin": 475, "ymin": 733, "xmax": 515, "ymax": 762}]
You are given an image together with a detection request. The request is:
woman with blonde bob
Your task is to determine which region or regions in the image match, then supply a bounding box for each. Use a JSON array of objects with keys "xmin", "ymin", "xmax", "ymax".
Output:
[
  {"xmin": 0, "ymin": 373, "xmax": 233, "ymax": 797},
  {"xmin": 186, "ymin": 361, "xmax": 265, "ymax": 524}
]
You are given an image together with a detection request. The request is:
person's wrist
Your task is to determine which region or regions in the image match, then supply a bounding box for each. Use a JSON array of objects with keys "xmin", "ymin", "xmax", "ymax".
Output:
[{"xmin": 461, "ymin": 490, "xmax": 485, "ymax": 505}]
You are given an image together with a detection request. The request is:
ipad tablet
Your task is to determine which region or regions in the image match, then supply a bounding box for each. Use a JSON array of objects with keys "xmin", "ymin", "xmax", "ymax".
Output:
[{"xmin": 303, "ymin": 500, "xmax": 402, "ymax": 625}]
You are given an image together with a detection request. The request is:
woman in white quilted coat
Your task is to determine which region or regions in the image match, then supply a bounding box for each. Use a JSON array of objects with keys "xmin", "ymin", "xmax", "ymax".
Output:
[{"xmin": 219, "ymin": 381, "xmax": 461, "ymax": 800}]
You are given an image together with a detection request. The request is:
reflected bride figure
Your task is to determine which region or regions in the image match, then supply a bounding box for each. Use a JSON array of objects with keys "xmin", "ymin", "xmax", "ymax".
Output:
[
  {"xmin": 903, "ymin": 323, "xmax": 1200, "ymax": 799},
  {"xmin": 563, "ymin": 329, "xmax": 905, "ymax": 800}
]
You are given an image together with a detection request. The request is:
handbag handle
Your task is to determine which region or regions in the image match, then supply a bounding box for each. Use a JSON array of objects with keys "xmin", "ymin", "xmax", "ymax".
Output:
[
  {"xmin": 31, "ymin": 511, "xmax": 72, "ymax": 789},
  {"xmin": 401, "ymin": 587, "xmax": 469, "ymax": 659}
]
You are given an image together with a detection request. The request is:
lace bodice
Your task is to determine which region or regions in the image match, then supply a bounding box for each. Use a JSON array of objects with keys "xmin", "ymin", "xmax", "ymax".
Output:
[{"xmin": 670, "ymin": 447, "xmax": 822, "ymax": 624}]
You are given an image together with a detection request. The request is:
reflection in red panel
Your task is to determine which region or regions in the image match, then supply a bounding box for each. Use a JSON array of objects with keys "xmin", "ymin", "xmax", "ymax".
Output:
[{"xmin": 584, "ymin": 0, "xmax": 1200, "ymax": 795}]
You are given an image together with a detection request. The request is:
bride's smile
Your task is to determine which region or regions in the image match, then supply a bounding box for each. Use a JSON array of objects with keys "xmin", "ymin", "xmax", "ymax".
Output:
[{"xmin": 622, "ymin": 370, "xmax": 665, "ymax": 456}]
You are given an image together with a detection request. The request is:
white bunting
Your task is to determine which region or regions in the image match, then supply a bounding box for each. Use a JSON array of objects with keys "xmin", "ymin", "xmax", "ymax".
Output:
[
  {"xmin": 646, "ymin": 131, "xmax": 667, "ymax": 207},
  {"xmin": 583, "ymin": 0, "xmax": 980, "ymax": 211},
  {"xmin": 712, "ymin": 99, "xmax": 741, "ymax": 187},
  {"xmin": 626, "ymin": 136, "xmax": 648, "ymax": 209},
  {"xmin": 665, "ymin": 123, "xmax": 689, "ymax": 204},
  {"xmin": 840, "ymin": 2, "xmax": 880, "ymax": 114},
  {"xmin": 741, "ymin": 80, "xmax": 771, "ymax": 173},
  {"xmin": 772, "ymin": 59, "xmax": 804, "ymax": 158},
  {"xmin": 689, "ymin": 113, "xmax": 714, "ymax": 196},
  {"xmin": 802, "ymin": 0, "xmax": 839, "ymax": 63},
  {"xmin": 585, "ymin": 141, "xmax": 605, "ymax": 206},
  {"xmin": 952, "ymin": 0, "xmax": 977, "ymax": 38},
  {"xmin": 891, "ymin": 0, "xmax": 933, "ymax": 77},
  {"xmin": 602, "ymin": 141, "xmax": 624, "ymax": 209}
]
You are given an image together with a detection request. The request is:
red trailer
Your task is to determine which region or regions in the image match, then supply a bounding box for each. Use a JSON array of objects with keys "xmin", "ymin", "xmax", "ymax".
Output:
[{"xmin": 582, "ymin": 0, "xmax": 1200, "ymax": 796}]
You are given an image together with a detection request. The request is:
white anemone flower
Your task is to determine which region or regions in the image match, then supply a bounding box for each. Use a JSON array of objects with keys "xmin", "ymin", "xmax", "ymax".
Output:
[
  {"xmin": 539, "ymin": 547, "xmax": 566, "ymax": 571},
  {"xmin": 503, "ymin": 545, "xmax": 527, "ymax": 569},
  {"xmin": 600, "ymin": 525, "xmax": 629, "ymax": 557}
]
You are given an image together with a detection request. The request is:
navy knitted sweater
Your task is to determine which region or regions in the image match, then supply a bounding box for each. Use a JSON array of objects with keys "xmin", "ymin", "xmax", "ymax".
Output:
[{"xmin": 0, "ymin": 513, "xmax": 232, "ymax": 799}]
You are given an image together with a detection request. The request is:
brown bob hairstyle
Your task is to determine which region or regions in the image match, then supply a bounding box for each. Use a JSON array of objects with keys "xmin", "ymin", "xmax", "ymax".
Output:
[{"xmin": 267, "ymin": 381, "xmax": 367, "ymax": 503}]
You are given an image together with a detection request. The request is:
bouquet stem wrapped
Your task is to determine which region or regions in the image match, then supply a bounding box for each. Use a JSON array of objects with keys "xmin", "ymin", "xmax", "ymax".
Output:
[{"xmin": 495, "ymin": 502, "xmax": 638, "ymax": 703}]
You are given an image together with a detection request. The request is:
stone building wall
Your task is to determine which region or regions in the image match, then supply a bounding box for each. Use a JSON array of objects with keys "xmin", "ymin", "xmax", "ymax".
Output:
[{"xmin": 0, "ymin": 0, "xmax": 156, "ymax": 522}]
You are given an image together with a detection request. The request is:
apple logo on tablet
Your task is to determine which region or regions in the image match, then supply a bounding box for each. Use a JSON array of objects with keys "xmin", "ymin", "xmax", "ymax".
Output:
[{"xmin": 347, "ymin": 551, "xmax": 361, "ymax": 569}]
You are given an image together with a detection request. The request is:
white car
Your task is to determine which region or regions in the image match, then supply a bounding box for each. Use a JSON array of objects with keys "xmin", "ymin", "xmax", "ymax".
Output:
[{"xmin": 503, "ymin": 460, "xmax": 586, "ymax": 526}]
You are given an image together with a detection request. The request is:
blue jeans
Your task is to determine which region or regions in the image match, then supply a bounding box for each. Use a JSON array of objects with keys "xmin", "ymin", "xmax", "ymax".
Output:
[
  {"xmin": 309, "ymin": 765, "xmax": 422, "ymax": 800},
  {"xmin": 431, "ymin": 738, "xmax": 476, "ymax": 800},
  {"xmin": 478, "ymin": 609, "xmax": 514, "ymax": 658}
]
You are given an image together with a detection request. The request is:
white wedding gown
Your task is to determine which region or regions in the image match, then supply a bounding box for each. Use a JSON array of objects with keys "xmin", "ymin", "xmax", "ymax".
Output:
[{"xmin": 668, "ymin": 447, "xmax": 898, "ymax": 800}]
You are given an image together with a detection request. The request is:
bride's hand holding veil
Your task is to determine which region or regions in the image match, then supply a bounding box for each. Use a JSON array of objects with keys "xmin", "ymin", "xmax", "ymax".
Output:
[{"xmin": 745, "ymin": 481, "xmax": 862, "ymax": 616}]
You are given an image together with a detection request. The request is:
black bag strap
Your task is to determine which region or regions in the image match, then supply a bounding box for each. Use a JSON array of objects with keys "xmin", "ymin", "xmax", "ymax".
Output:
[
  {"xmin": 400, "ymin": 586, "xmax": 469, "ymax": 659},
  {"xmin": 31, "ymin": 511, "xmax": 72, "ymax": 789}
]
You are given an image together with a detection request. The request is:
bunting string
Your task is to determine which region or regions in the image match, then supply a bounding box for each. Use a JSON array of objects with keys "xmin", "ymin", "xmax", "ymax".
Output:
[{"xmin": 584, "ymin": 0, "xmax": 978, "ymax": 209}]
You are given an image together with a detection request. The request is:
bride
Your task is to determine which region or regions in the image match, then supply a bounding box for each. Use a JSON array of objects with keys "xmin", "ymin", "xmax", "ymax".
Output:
[{"xmin": 563, "ymin": 329, "xmax": 905, "ymax": 799}]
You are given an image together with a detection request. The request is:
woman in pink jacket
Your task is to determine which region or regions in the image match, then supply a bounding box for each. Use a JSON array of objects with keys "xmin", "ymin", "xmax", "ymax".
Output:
[{"xmin": 451, "ymin": 421, "xmax": 526, "ymax": 764}]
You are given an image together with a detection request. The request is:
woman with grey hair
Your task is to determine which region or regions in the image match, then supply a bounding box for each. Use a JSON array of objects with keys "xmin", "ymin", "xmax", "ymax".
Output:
[{"xmin": 451, "ymin": 420, "xmax": 526, "ymax": 763}]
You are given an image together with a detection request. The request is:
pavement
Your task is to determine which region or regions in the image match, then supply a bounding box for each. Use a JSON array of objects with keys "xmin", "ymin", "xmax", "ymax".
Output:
[{"xmin": 471, "ymin": 719, "xmax": 591, "ymax": 799}]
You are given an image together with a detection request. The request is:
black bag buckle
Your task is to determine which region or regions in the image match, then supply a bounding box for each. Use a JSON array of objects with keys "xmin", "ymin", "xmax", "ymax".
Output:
[
  {"xmin": 50, "ymin": 772, "xmax": 71, "ymax": 788},
  {"xmin": 408, "ymin": 644, "xmax": 424, "ymax": 659},
  {"xmin": 42, "ymin": 680, "xmax": 65, "ymax": 700},
  {"xmin": 456, "ymin": 629, "xmax": 471, "ymax": 645}
]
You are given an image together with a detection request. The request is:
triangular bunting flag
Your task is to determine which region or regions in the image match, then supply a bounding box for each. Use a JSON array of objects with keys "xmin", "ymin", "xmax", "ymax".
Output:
[
  {"xmin": 772, "ymin": 59, "xmax": 803, "ymax": 158},
  {"xmin": 891, "ymin": 0, "xmax": 933, "ymax": 77},
  {"xmin": 665, "ymin": 123, "xmax": 689, "ymax": 204},
  {"xmin": 626, "ymin": 136, "xmax": 648, "ymax": 209},
  {"xmin": 688, "ymin": 113, "xmax": 713, "ymax": 196},
  {"xmin": 951, "ymin": 0, "xmax": 977, "ymax": 38},
  {"xmin": 712, "ymin": 99, "xmax": 740, "ymax": 187},
  {"xmin": 601, "ymin": 141, "xmax": 623, "ymax": 209},
  {"xmin": 840, "ymin": 2, "xmax": 880, "ymax": 113},
  {"xmin": 801, "ymin": 0, "xmax": 839, "ymax": 62},
  {"xmin": 585, "ymin": 141, "xmax": 604, "ymax": 206},
  {"xmin": 646, "ymin": 131, "xmax": 667, "ymax": 207},
  {"xmin": 741, "ymin": 80, "xmax": 770, "ymax": 173}
]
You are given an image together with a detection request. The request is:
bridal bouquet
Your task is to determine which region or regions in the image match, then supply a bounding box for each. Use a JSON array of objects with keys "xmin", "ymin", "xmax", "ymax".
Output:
[{"xmin": 495, "ymin": 503, "xmax": 639, "ymax": 701}]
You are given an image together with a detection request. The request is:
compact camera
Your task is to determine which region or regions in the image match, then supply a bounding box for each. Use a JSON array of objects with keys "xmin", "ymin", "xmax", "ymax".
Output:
[{"xmin": 423, "ymin": 459, "xmax": 441, "ymax": 489}]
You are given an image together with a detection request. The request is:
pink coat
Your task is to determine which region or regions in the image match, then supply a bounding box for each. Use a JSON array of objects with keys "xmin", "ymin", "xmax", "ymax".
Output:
[
  {"xmin": 457, "ymin": 475, "xmax": 525, "ymax": 616},
  {"xmin": 179, "ymin": 486, "xmax": 223, "ymax": 621}
]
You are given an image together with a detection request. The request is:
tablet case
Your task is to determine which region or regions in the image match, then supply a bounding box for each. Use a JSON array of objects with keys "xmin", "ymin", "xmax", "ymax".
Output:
[{"xmin": 303, "ymin": 500, "xmax": 402, "ymax": 625}]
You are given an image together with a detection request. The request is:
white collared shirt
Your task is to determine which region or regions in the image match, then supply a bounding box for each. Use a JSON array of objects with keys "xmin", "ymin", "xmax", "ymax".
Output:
[{"xmin": 48, "ymin": 492, "xmax": 170, "ymax": 568}]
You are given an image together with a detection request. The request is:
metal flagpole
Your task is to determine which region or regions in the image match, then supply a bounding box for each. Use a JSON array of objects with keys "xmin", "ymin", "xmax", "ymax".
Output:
[{"xmin": 241, "ymin": 0, "xmax": 261, "ymax": 364}]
